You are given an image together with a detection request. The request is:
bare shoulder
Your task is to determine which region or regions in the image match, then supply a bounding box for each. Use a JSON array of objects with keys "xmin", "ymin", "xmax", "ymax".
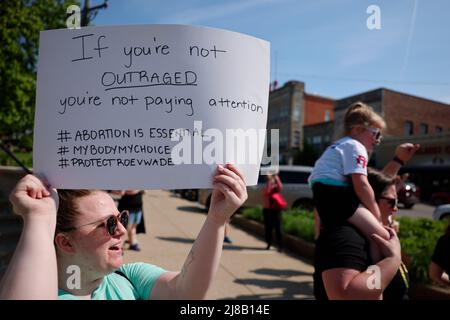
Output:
[{"xmin": 355, "ymin": 205, "xmax": 371, "ymax": 215}]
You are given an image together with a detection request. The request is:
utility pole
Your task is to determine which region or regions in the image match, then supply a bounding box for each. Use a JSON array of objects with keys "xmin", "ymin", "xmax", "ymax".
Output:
[{"xmin": 81, "ymin": 0, "xmax": 108, "ymax": 27}]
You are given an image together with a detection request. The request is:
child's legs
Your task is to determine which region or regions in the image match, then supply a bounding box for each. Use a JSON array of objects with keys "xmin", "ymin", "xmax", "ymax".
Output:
[
  {"xmin": 348, "ymin": 208, "xmax": 390, "ymax": 263},
  {"xmin": 348, "ymin": 208, "xmax": 390, "ymax": 240}
]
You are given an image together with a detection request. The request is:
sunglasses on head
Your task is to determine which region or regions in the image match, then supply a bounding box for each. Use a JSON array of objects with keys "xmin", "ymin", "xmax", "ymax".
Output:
[
  {"xmin": 61, "ymin": 210, "xmax": 129, "ymax": 236},
  {"xmin": 380, "ymin": 196, "xmax": 398, "ymax": 208}
]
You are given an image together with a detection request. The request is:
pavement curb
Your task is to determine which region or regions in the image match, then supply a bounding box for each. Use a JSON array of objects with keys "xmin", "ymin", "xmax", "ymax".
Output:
[{"xmin": 230, "ymin": 215, "xmax": 314, "ymax": 262}]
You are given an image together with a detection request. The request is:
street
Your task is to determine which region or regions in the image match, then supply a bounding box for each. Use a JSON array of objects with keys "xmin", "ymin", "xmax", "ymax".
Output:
[{"xmin": 397, "ymin": 202, "xmax": 436, "ymax": 219}]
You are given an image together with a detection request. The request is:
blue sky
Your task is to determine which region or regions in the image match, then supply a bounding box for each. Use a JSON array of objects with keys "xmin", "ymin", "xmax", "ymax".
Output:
[{"xmin": 92, "ymin": 0, "xmax": 450, "ymax": 103}]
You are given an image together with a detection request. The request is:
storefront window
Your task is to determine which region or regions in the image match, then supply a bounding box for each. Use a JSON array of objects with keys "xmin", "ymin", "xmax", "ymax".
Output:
[
  {"xmin": 404, "ymin": 121, "xmax": 413, "ymax": 136},
  {"xmin": 420, "ymin": 123, "xmax": 428, "ymax": 135}
]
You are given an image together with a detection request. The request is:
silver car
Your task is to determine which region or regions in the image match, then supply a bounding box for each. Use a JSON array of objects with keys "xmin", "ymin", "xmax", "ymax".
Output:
[
  {"xmin": 433, "ymin": 204, "xmax": 450, "ymax": 221},
  {"xmin": 198, "ymin": 165, "xmax": 314, "ymax": 210}
]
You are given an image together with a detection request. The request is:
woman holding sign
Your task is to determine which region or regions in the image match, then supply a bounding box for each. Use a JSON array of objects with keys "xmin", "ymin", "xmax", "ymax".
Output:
[{"xmin": 0, "ymin": 163, "xmax": 247, "ymax": 300}]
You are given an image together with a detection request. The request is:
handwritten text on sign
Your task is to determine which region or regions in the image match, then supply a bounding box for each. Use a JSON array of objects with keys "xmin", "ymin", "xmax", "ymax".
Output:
[{"xmin": 34, "ymin": 24, "xmax": 270, "ymax": 189}]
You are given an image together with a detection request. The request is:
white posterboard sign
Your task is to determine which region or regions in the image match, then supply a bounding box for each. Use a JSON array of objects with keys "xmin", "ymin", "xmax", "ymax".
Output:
[{"xmin": 34, "ymin": 24, "xmax": 270, "ymax": 189}]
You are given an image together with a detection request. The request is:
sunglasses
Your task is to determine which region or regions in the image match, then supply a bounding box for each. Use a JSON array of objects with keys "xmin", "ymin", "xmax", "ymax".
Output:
[
  {"xmin": 61, "ymin": 210, "xmax": 129, "ymax": 236},
  {"xmin": 366, "ymin": 127, "xmax": 382, "ymax": 141},
  {"xmin": 380, "ymin": 196, "xmax": 398, "ymax": 208}
]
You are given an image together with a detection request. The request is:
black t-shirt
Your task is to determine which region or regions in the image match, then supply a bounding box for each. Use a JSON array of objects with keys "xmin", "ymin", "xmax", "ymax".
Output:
[
  {"xmin": 118, "ymin": 192, "xmax": 143, "ymax": 211},
  {"xmin": 313, "ymin": 223, "xmax": 409, "ymax": 300},
  {"xmin": 431, "ymin": 233, "xmax": 450, "ymax": 274}
]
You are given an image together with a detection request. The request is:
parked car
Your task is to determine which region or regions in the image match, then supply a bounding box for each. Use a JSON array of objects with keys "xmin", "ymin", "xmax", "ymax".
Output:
[
  {"xmin": 433, "ymin": 204, "xmax": 450, "ymax": 221},
  {"xmin": 431, "ymin": 191, "xmax": 450, "ymax": 206},
  {"xmin": 397, "ymin": 182, "xmax": 420, "ymax": 209},
  {"xmin": 198, "ymin": 165, "xmax": 314, "ymax": 211}
]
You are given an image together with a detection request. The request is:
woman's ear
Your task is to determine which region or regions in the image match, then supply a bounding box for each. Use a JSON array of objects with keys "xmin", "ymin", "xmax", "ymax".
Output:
[
  {"xmin": 54, "ymin": 233, "xmax": 76, "ymax": 254},
  {"xmin": 350, "ymin": 126, "xmax": 363, "ymax": 136}
]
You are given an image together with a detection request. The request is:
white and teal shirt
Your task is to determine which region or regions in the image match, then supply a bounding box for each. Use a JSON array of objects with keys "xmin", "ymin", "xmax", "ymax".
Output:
[
  {"xmin": 308, "ymin": 136, "xmax": 368, "ymax": 187},
  {"xmin": 58, "ymin": 262, "xmax": 166, "ymax": 300}
]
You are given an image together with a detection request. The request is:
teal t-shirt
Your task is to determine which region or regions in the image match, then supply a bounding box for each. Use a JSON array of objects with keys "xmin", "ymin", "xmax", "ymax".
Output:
[{"xmin": 58, "ymin": 262, "xmax": 166, "ymax": 300}]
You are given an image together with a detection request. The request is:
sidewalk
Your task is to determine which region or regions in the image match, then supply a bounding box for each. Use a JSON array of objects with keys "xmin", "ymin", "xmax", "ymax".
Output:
[{"xmin": 122, "ymin": 190, "xmax": 315, "ymax": 300}]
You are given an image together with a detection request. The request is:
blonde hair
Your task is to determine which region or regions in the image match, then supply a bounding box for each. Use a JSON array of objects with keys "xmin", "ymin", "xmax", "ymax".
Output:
[{"xmin": 343, "ymin": 101, "xmax": 386, "ymax": 136}]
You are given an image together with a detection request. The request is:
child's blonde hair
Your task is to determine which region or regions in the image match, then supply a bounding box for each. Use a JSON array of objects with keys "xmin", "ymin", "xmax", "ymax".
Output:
[{"xmin": 343, "ymin": 101, "xmax": 386, "ymax": 136}]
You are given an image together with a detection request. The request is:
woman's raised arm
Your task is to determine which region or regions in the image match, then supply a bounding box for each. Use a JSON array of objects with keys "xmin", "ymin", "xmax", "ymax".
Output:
[
  {"xmin": 150, "ymin": 164, "xmax": 247, "ymax": 299},
  {"xmin": 0, "ymin": 174, "xmax": 59, "ymax": 299}
]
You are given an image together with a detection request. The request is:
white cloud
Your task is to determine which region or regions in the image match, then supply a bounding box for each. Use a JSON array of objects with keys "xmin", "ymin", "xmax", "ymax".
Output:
[{"xmin": 400, "ymin": 0, "xmax": 419, "ymax": 79}]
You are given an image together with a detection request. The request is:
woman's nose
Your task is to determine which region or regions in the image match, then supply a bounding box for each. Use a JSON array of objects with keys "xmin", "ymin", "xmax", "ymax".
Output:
[{"xmin": 116, "ymin": 221, "xmax": 127, "ymax": 236}]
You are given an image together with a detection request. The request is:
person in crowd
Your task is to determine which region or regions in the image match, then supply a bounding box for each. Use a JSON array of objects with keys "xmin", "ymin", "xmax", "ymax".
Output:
[
  {"xmin": 0, "ymin": 163, "xmax": 247, "ymax": 300},
  {"xmin": 118, "ymin": 190, "xmax": 144, "ymax": 251},
  {"xmin": 429, "ymin": 224, "xmax": 450, "ymax": 287},
  {"xmin": 309, "ymin": 101, "xmax": 392, "ymax": 262},
  {"xmin": 262, "ymin": 172, "xmax": 284, "ymax": 251},
  {"xmin": 223, "ymin": 220, "xmax": 233, "ymax": 244},
  {"xmin": 314, "ymin": 143, "xmax": 420, "ymax": 300}
]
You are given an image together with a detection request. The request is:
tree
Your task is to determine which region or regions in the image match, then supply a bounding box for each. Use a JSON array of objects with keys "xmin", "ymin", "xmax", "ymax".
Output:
[{"xmin": 0, "ymin": 0, "xmax": 79, "ymax": 139}]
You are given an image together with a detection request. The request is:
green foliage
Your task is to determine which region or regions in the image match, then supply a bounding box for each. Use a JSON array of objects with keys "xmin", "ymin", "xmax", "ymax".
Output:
[
  {"xmin": 282, "ymin": 209, "xmax": 315, "ymax": 242},
  {"xmin": 284, "ymin": 208, "xmax": 314, "ymax": 219},
  {"xmin": 18, "ymin": 134, "xmax": 33, "ymax": 150},
  {"xmin": 0, "ymin": 150, "xmax": 33, "ymax": 167},
  {"xmin": 241, "ymin": 206, "xmax": 449, "ymax": 284},
  {"xmin": 242, "ymin": 206, "xmax": 315, "ymax": 241},
  {"xmin": 397, "ymin": 216, "xmax": 448, "ymax": 283},
  {"xmin": 0, "ymin": 0, "xmax": 80, "ymax": 136},
  {"xmin": 241, "ymin": 206, "xmax": 263, "ymax": 222}
]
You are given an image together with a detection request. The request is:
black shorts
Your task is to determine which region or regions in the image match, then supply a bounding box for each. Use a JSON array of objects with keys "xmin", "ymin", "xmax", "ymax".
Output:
[{"xmin": 312, "ymin": 182, "xmax": 360, "ymax": 228}]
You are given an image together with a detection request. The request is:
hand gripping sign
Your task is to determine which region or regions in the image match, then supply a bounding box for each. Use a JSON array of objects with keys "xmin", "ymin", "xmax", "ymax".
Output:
[{"xmin": 34, "ymin": 24, "xmax": 270, "ymax": 189}]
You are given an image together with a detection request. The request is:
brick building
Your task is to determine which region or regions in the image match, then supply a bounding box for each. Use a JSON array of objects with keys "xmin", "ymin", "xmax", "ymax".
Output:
[
  {"xmin": 304, "ymin": 92, "xmax": 334, "ymax": 125},
  {"xmin": 269, "ymin": 83, "xmax": 450, "ymax": 179},
  {"xmin": 303, "ymin": 121, "xmax": 334, "ymax": 155},
  {"xmin": 332, "ymin": 88, "xmax": 450, "ymax": 199},
  {"xmin": 333, "ymin": 88, "xmax": 450, "ymax": 140},
  {"xmin": 268, "ymin": 81, "xmax": 334, "ymax": 164}
]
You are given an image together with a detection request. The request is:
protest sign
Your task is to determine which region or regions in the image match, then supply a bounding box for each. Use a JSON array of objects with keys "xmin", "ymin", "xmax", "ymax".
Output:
[{"xmin": 34, "ymin": 24, "xmax": 270, "ymax": 189}]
